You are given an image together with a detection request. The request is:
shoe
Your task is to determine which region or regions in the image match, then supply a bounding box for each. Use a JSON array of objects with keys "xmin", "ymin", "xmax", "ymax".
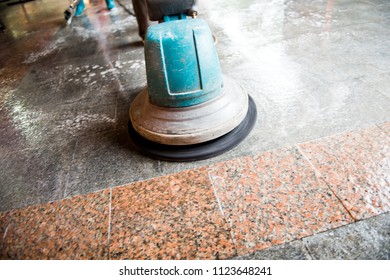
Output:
[
  {"xmin": 74, "ymin": 0, "xmax": 85, "ymax": 17},
  {"xmin": 106, "ymin": 0, "xmax": 116, "ymax": 10}
]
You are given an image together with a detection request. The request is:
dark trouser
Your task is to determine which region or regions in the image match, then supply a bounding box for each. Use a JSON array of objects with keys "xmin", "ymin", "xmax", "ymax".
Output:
[
  {"xmin": 0, "ymin": 17, "xmax": 5, "ymax": 32},
  {"xmin": 132, "ymin": 0, "xmax": 149, "ymax": 40}
]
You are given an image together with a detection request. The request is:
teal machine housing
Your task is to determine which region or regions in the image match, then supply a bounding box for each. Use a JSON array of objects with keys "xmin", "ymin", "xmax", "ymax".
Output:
[
  {"xmin": 145, "ymin": 17, "xmax": 222, "ymax": 107},
  {"xmin": 128, "ymin": 0, "xmax": 256, "ymax": 161}
]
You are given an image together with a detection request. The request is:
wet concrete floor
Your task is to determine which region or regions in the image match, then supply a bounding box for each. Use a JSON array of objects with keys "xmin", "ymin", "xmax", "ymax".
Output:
[{"xmin": 0, "ymin": 0, "xmax": 389, "ymax": 259}]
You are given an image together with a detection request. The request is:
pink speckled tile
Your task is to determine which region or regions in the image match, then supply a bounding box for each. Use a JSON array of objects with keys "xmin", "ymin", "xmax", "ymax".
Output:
[
  {"xmin": 298, "ymin": 126, "xmax": 390, "ymax": 220},
  {"xmin": 0, "ymin": 190, "xmax": 110, "ymax": 259},
  {"xmin": 207, "ymin": 148, "xmax": 353, "ymax": 256},
  {"xmin": 110, "ymin": 168, "xmax": 236, "ymax": 260}
]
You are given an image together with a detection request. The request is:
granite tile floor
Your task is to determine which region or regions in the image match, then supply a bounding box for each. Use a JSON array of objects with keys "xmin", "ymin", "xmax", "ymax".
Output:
[{"xmin": 0, "ymin": 0, "xmax": 389, "ymax": 259}]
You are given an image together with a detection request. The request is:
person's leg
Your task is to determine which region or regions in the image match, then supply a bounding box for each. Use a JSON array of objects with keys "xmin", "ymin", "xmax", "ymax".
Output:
[
  {"xmin": 132, "ymin": 0, "xmax": 149, "ymax": 40},
  {"xmin": 0, "ymin": 18, "xmax": 5, "ymax": 32}
]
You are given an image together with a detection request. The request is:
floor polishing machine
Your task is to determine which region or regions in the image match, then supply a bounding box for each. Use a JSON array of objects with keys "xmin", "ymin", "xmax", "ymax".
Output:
[{"xmin": 128, "ymin": 0, "xmax": 257, "ymax": 161}]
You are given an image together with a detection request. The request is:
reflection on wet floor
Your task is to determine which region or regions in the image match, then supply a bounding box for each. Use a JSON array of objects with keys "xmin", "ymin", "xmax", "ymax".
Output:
[{"xmin": 0, "ymin": 0, "xmax": 389, "ymax": 261}]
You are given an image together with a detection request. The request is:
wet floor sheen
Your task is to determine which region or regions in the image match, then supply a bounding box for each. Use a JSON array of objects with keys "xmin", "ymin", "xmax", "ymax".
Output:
[{"xmin": 0, "ymin": 0, "xmax": 390, "ymax": 212}]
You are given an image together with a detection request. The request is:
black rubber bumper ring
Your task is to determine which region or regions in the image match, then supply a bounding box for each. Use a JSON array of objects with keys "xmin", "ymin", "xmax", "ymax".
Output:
[{"xmin": 128, "ymin": 95, "xmax": 257, "ymax": 162}]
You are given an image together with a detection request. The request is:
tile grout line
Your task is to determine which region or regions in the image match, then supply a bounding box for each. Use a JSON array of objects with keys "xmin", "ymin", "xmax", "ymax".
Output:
[
  {"xmin": 375, "ymin": 89, "xmax": 390, "ymax": 102},
  {"xmin": 107, "ymin": 188, "xmax": 113, "ymax": 260},
  {"xmin": 295, "ymin": 144, "xmax": 322, "ymax": 177},
  {"xmin": 295, "ymin": 144, "xmax": 357, "ymax": 222},
  {"xmin": 113, "ymin": 72, "xmax": 119, "ymax": 131},
  {"xmin": 301, "ymin": 237, "xmax": 316, "ymax": 260},
  {"xmin": 62, "ymin": 143, "xmax": 78, "ymax": 199},
  {"xmin": 318, "ymin": 177, "xmax": 358, "ymax": 222},
  {"xmin": 2, "ymin": 224, "xmax": 10, "ymax": 240},
  {"xmin": 207, "ymin": 173, "xmax": 226, "ymax": 218},
  {"xmin": 206, "ymin": 169, "xmax": 240, "ymax": 257},
  {"xmin": 375, "ymin": 122, "xmax": 390, "ymax": 137}
]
